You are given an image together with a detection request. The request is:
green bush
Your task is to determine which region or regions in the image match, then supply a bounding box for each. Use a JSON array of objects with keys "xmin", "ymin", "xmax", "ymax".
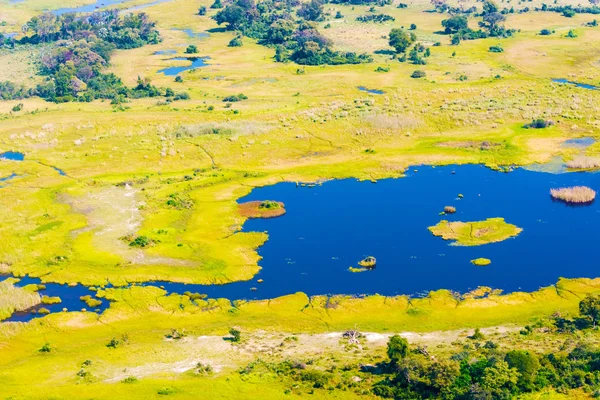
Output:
[{"xmin": 185, "ymin": 45, "xmax": 198, "ymax": 54}]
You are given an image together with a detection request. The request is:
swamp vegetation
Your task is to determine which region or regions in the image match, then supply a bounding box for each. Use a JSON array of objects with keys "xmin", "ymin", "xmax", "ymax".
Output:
[{"xmin": 0, "ymin": 0, "xmax": 599, "ymax": 397}]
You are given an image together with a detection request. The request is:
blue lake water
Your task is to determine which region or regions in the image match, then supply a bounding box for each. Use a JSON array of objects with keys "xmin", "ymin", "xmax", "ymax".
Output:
[
  {"xmin": 158, "ymin": 57, "xmax": 209, "ymax": 76},
  {"xmin": 553, "ymin": 78, "xmax": 599, "ymax": 90},
  {"xmin": 4, "ymin": 165, "xmax": 600, "ymax": 322},
  {"xmin": 358, "ymin": 86, "xmax": 385, "ymax": 95},
  {"xmin": 0, "ymin": 151, "xmax": 24, "ymax": 161}
]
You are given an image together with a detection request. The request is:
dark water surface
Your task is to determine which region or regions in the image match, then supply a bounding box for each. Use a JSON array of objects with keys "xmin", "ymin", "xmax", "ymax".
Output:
[{"xmin": 5, "ymin": 165, "xmax": 600, "ymax": 322}]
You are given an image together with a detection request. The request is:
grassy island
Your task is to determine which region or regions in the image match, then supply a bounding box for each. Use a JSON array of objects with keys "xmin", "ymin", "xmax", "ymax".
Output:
[
  {"xmin": 428, "ymin": 218, "xmax": 522, "ymax": 246},
  {"xmin": 239, "ymin": 200, "xmax": 286, "ymax": 219},
  {"xmin": 471, "ymin": 258, "xmax": 492, "ymax": 266}
]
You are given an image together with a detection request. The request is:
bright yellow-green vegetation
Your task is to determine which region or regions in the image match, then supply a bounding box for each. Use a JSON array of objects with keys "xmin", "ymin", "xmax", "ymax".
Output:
[
  {"xmin": 428, "ymin": 218, "xmax": 523, "ymax": 246},
  {"xmin": 1, "ymin": 0, "xmax": 600, "ymax": 397},
  {"xmin": 471, "ymin": 257, "xmax": 492, "ymax": 266}
]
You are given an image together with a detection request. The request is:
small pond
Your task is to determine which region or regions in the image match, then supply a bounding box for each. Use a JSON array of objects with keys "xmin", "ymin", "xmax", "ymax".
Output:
[
  {"xmin": 124, "ymin": 0, "xmax": 172, "ymax": 11},
  {"xmin": 8, "ymin": 277, "xmax": 110, "ymax": 322},
  {"xmin": 53, "ymin": 0, "xmax": 130, "ymax": 15},
  {"xmin": 0, "ymin": 173, "xmax": 18, "ymax": 188},
  {"xmin": 158, "ymin": 57, "xmax": 209, "ymax": 76},
  {"xmin": 553, "ymin": 78, "xmax": 599, "ymax": 91},
  {"xmin": 154, "ymin": 49, "xmax": 177, "ymax": 55},
  {"xmin": 0, "ymin": 151, "xmax": 66, "ymax": 176},
  {"xmin": 0, "ymin": 151, "xmax": 24, "ymax": 161},
  {"xmin": 4, "ymin": 165, "xmax": 600, "ymax": 322},
  {"xmin": 52, "ymin": 0, "xmax": 173, "ymax": 15},
  {"xmin": 562, "ymin": 137, "xmax": 596, "ymax": 149},
  {"xmin": 358, "ymin": 86, "xmax": 385, "ymax": 95},
  {"xmin": 172, "ymin": 28, "xmax": 210, "ymax": 39}
]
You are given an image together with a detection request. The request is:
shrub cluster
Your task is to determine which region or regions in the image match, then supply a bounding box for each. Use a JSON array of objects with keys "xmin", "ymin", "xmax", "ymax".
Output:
[{"xmin": 212, "ymin": 0, "xmax": 372, "ymax": 65}]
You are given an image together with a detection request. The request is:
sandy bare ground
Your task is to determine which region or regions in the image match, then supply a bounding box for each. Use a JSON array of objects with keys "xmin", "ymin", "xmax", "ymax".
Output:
[
  {"xmin": 101, "ymin": 326, "xmax": 521, "ymax": 383},
  {"xmin": 65, "ymin": 185, "xmax": 190, "ymax": 266}
]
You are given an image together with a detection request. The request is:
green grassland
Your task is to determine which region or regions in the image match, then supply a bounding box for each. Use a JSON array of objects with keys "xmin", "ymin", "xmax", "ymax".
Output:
[{"xmin": 1, "ymin": 0, "xmax": 600, "ymax": 397}]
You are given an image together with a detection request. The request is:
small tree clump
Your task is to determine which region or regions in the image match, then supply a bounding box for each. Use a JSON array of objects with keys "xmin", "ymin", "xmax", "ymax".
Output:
[
  {"xmin": 388, "ymin": 28, "xmax": 416, "ymax": 53},
  {"xmin": 229, "ymin": 328, "xmax": 242, "ymax": 342},
  {"xmin": 185, "ymin": 45, "xmax": 198, "ymax": 54}
]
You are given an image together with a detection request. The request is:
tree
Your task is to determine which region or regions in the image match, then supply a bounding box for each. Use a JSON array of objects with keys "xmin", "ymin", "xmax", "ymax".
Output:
[
  {"xmin": 479, "ymin": 360, "xmax": 519, "ymax": 397},
  {"xmin": 266, "ymin": 19, "xmax": 295, "ymax": 44},
  {"xmin": 441, "ymin": 15, "xmax": 468, "ymax": 34},
  {"xmin": 388, "ymin": 28, "xmax": 416, "ymax": 53},
  {"xmin": 580, "ymin": 294, "xmax": 600, "ymax": 328},
  {"xmin": 210, "ymin": 0, "xmax": 223, "ymax": 8},
  {"xmin": 297, "ymin": 0, "xmax": 324, "ymax": 21},
  {"xmin": 185, "ymin": 44, "xmax": 198, "ymax": 53},
  {"xmin": 387, "ymin": 335, "xmax": 409, "ymax": 366},
  {"xmin": 228, "ymin": 35, "xmax": 243, "ymax": 47},
  {"xmin": 198, "ymin": 6, "xmax": 207, "ymax": 15},
  {"xmin": 214, "ymin": 5, "xmax": 246, "ymax": 30},
  {"xmin": 481, "ymin": 12, "xmax": 505, "ymax": 33},
  {"xmin": 482, "ymin": 0, "xmax": 499, "ymax": 15},
  {"xmin": 505, "ymin": 350, "xmax": 540, "ymax": 392},
  {"xmin": 228, "ymin": 328, "xmax": 241, "ymax": 342}
]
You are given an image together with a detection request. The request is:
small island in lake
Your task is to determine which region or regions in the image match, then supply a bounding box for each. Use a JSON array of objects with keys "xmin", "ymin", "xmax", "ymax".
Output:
[
  {"xmin": 428, "ymin": 218, "xmax": 522, "ymax": 246},
  {"xmin": 550, "ymin": 186, "xmax": 596, "ymax": 204},
  {"xmin": 239, "ymin": 200, "xmax": 286, "ymax": 218},
  {"xmin": 471, "ymin": 258, "xmax": 492, "ymax": 266}
]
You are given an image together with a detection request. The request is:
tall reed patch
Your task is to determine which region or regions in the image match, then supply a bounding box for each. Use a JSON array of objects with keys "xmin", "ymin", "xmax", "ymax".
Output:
[{"xmin": 550, "ymin": 186, "xmax": 596, "ymax": 204}]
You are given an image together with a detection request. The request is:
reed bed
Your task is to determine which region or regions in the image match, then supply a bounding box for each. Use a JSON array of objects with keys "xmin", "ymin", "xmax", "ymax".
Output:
[
  {"xmin": 566, "ymin": 156, "xmax": 600, "ymax": 170},
  {"xmin": 550, "ymin": 186, "xmax": 596, "ymax": 204}
]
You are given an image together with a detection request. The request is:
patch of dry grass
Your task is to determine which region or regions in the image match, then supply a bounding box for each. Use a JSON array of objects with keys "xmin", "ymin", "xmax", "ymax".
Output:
[
  {"xmin": 566, "ymin": 156, "xmax": 600, "ymax": 170},
  {"xmin": 550, "ymin": 186, "xmax": 596, "ymax": 204},
  {"xmin": 0, "ymin": 279, "xmax": 41, "ymax": 320}
]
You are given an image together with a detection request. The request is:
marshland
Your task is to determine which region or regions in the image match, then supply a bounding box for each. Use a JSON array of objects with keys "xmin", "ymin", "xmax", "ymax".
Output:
[{"xmin": 1, "ymin": 0, "xmax": 600, "ymax": 398}]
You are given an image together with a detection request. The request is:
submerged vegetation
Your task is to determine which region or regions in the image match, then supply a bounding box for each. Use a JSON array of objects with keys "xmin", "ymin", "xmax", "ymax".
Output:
[{"xmin": 428, "ymin": 218, "xmax": 523, "ymax": 246}]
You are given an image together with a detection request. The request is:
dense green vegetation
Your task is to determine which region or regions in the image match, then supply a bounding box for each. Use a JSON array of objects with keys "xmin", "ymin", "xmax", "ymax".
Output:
[
  {"xmin": 212, "ymin": 0, "xmax": 372, "ymax": 65},
  {"xmin": 0, "ymin": 10, "xmax": 169, "ymax": 102}
]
